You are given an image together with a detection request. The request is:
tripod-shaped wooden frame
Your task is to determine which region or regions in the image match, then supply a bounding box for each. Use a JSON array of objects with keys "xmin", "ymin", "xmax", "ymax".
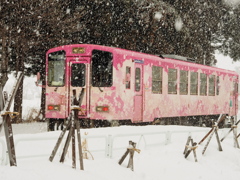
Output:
[
  {"xmin": 220, "ymin": 119, "xmax": 240, "ymax": 148},
  {"xmin": 49, "ymin": 89, "xmax": 84, "ymax": 170},
  {"xmin": 199, "ymin": 114, "xmax": 226, "ymax": 155},
  {"xmin": 183, "ymin": 136, "xmax": 198, "ymax": 162},
  {"xmin": 118, "ymin": 141, "xmax": 140, "ymax": 171}
]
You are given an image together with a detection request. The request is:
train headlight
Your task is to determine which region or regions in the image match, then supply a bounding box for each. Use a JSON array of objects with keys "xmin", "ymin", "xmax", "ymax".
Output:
[
  {"xmin": 48, "ymin": 105, "xmax": 60, "ymax": 111},
  {"xmin": 96, "ymin": 106, "xmax": 109, "ymax": 112},
  {"xmin": 72, "ymin": 47, "xmax": 85, "ymax": 54}
]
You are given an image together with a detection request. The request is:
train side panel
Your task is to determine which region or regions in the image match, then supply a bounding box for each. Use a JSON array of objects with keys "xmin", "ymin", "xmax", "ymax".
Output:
[
  {"xmin": 142, "ymin": 57, "xmax": 238, "ymax": 122},
  {"xmin": 45, "ymin": 44, "xmax": 238, "ymax": 126}
]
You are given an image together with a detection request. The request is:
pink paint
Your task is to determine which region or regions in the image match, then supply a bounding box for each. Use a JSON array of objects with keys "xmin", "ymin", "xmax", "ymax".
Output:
[{"xmin": 45, "ymin": 44, "xmax": 239, "ymax": 123}]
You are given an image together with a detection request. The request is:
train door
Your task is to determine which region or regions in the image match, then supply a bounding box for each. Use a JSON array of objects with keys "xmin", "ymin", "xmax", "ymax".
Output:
[
  {"xmin": 68, "ymin": 59, "xmax": 89, "ymax": 118},
  {"xmin": 230, "ymin": 79, "xmax": 238, "ymax": 117},
  {"xmin": 133, "ymin": 63, "xmax": 143, "ymax": 122}
]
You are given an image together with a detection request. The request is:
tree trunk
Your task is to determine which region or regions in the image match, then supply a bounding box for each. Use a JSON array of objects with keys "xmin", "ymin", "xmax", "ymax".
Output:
[{"xmin": 0, "ymin": 35, "xmax": 9, "ymax": 88}]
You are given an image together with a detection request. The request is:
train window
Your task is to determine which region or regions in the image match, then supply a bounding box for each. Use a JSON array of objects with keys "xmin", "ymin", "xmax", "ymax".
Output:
[
  {"xmin": 135, "ymin": 68, "xmax": 141, "ymax": 92},
  {"xmin": 180, "ymin": 70, "xmax": 188, "ymax": 95},
  {"xmin": 216, "ymin": 76, "xmax": 220, "ymax": 95},
  {"xmin": 168, "ymin": 68, "xmax": 177, "ymax": 94},
  {"xmin": 234, "ymin": 82, "xmax": 238, "ymax": 94},
  {"xmin": 91, "ymin": 50, "xmax": 113, "ymax": 87},
  {"xmin": 208, "ymin": 75, "xmax": 215, "ymax": 96},
  {"xmin": 71, "ymin": 63, "xmax": 85, "ymax": 87},
  {"xmin": 47, "ymin": 50, "xmax": 65, "ymax": 87},
  {"xmin": 190, "ymin": 72, "xmax": 198, "ymax": 95},
  {"xmin": 200, "ymin": 73, "xmax": 207, "ymax": 96},
  {"xmin": 152, "ymin": 66, "xmax": 162, "ymax": 94},
  {"xmin": 126, "ymin": 67, "xmax": 131, "ymax": 89}
]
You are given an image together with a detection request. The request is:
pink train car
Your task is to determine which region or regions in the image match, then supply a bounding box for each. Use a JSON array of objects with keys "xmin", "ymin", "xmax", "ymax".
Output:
[{"xmin": 45, "ymin": 44, "xmax": 238, "ymax": 130}]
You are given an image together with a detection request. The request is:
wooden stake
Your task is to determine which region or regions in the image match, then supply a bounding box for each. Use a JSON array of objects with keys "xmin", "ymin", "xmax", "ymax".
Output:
[
  {"xmin": 183, "ymin": 136, "xmax": 191, "ymax": 155},
  {"xmin": 214, "ymin": 128, "xmax": 223, "ymax": 151},
  {"xmin": 0, "ymin": 72, "xmax": 23, "ymax": 166},
  {"xmin": 3, "ymin": 115, "xmax": 17, "ymax": 166},
  {"xmin": 233, "ymin": 125, "xmax": 240, "ymax": 148},
  {"xmin": 202, "ymin": 124, "xmax": 222, "ymax": 155},
  {"xmin": 118, "ymin": 141, "xmax": 131, "ymax": 165},
  {"xmin": 49, "ymin": 120, "xmax": 71, "ymax": 162},
  {"xmin": 60, "ymin": 127, "xmax": 72, "ymax": 163},
  {"xmin": 71, "ymin": 118, "xmax": 76, "ymax": 169},
  {"xmin": 127, "ymin": 142, "xmax": 136, "ymax": 171},
  {"xmin": 74, "ymin": 109, "xmax": 84, "ymax": 170}
]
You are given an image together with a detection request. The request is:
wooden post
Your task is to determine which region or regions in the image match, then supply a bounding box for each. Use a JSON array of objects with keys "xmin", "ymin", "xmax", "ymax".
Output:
[{"xmin": 0, "ymin": 72, "xmax": 23, "ymax": 166}]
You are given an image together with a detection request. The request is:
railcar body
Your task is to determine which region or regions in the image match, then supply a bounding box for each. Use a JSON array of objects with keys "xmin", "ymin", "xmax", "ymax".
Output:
[{"xmin": 45, "ymin": 44, "xmax": 238, "ymax": 129}]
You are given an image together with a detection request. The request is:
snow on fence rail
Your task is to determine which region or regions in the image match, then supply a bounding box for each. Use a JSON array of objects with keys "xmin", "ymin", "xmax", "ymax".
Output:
[{"xmin": 0, "ymin": 129, "xmax": 213, "ymax": 165}]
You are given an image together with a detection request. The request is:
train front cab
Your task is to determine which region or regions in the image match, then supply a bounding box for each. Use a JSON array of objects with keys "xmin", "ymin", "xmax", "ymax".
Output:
[{"xmin": 46, "ymin": 45, "xmax": 120, "ymax": 130}]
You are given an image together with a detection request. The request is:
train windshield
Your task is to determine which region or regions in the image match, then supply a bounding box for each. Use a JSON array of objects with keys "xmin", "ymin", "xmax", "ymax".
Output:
[
  {"xmin": 71, "ymin": 63, "xmax": 86, "ymax": 87},
  {"xmin": 47, "ymin": 50, "xmax": 65, "ymax": 87},
  {"xmin": 91, "ymin": 50, "xmax": 113, "ymax": 87}
]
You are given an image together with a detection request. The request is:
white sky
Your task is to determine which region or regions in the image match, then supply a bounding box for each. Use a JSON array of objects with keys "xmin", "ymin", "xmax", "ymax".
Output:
[
  {"xmin": 215, "ymin": 52, "xmax": 240, "ymax": 71},
  {"xmin": 223, "ymin": 0, "xmax": 240, "ymax": 7}
]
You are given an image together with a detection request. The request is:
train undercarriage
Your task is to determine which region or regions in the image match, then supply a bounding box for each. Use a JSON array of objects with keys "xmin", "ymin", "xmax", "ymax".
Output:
[{"xmin": 47, "ymin": 114, "xmax": 232, "ymax": 131}]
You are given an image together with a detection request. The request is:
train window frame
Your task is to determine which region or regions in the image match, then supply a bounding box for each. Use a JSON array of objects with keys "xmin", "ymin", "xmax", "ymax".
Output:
[
  {"xmin": 208, "ymin": 74, "xmax": 215, "ymax": 96},
  {"xmin": 200, "ymin": 73, "xmax": 207, "ymax": 96},
  {"xmin": 135, "ymin": 67, "xmax": 141, "ymax": 92},
  {"xmin": 216, "ymin": 76, "xmax": 220, "ymax": 95},
  {"xmin": 180, "ymin": 70, "xmax": 188, "ymax": 95},
  {"xmin": 190, "ymin": 72, "xmax": 198, "ymax": 95},
  {"xmin": 47, "ymin": 50, "xmax": 65, "ymax": 87},
  {"xmin": 152, "ymin": 66, "xmax": 162, "ymax": 94},
  {"xmin": 168, "ymin": 68, "xmax": 177, "ymax": 94},
  {"xmin": 71, "ymin": 63, "xmax": 86, "ymax": 87},
  {"xmin": 91, "ymin": 49, "xmax": 113, "ymax": 87},
  {"xmin": 234, "ymin": 82, "xmax": 238, "ymax": 94},
  {"xmin": 125, "ymin": 66, "xmax": 131, "ymax": 89}
]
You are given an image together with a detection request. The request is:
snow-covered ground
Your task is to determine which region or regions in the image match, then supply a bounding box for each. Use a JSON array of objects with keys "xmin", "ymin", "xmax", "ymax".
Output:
[
  {"xmin": 0, "ymin": 52, "xmax": 240, "ymax": 179},
  {"xmin": 1, "ymin": 124, "xmax": 240, "ymax": 180}
]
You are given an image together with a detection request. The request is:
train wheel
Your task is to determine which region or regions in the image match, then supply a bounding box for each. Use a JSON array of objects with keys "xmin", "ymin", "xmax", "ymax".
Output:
[
  {"xmin": 48, "ymin": 118, "xmax": 56, "ymax": 131},
  {"xmin": 110, "ymin": 120, "xmax": 119, "ymax": 127},
  {"xmin": 56, "ymin": 119, "xmax": 64, "ymax": 130}
]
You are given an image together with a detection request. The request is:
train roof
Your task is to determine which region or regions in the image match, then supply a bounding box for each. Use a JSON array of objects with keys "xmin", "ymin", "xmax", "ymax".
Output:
[
  {"xmin": 162, "ymin": 54, "xmax": 196, "ymax": 63},
  {"xmin": 47, "ymin": 44, "xmax": 238, "ymax": 77}
]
